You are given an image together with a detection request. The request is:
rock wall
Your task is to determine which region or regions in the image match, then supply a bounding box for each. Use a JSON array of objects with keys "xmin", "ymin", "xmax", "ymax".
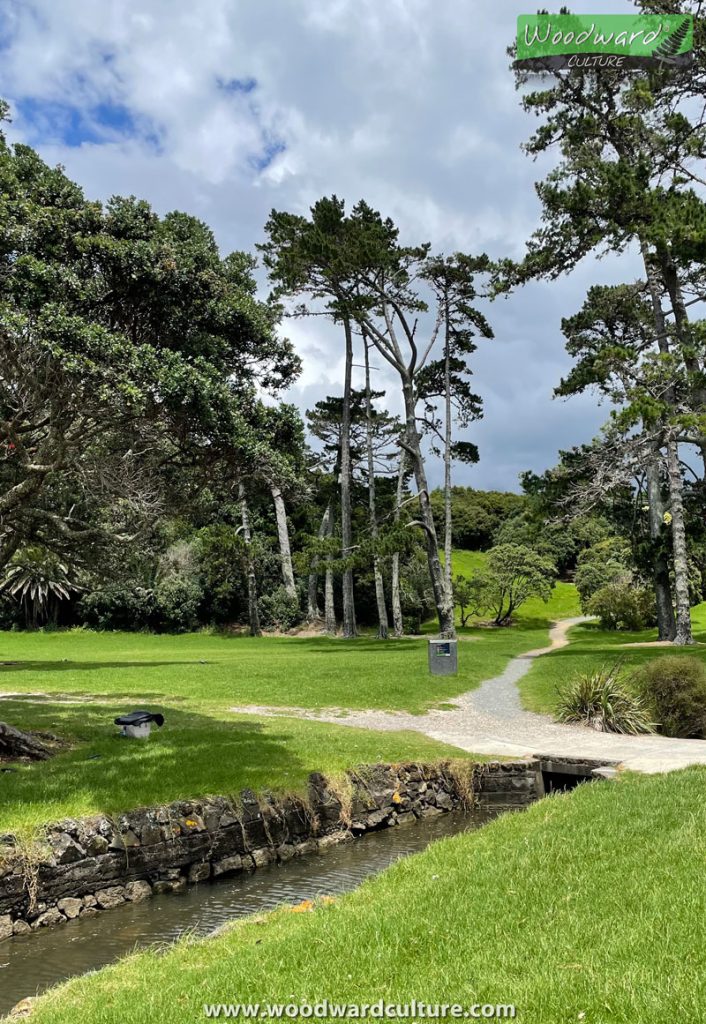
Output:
[{"xmin": 0, "ymin": 759, "xmax": 543, "ymax": 941}]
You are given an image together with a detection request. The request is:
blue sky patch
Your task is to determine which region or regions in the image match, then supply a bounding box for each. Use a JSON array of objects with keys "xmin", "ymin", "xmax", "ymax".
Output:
[
  {"xmin": 13, "ymin": 95, "xmax": 157, "ymax": 149},
  {"xmin": 249, "ymin": 137, "xmax": 285, "ymax": 172}
]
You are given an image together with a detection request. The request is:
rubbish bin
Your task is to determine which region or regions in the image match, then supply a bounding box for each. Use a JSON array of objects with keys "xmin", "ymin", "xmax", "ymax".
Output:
[
  {"xmin": 428, "ymin": 638, "xmax": 458, "ymax": 676},
  {"xmin": 114, "ymin": 710, "xmax": 165, "ymax": 740}
]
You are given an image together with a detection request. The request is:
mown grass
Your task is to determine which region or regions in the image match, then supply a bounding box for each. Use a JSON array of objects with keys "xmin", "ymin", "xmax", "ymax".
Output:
[
  {"xmin": 22, "ymin": 768, "xmax": 706, "ymax": 1024},
  {"xmin": 0, "ymin": 551, "xmax": 581, "ymax": 835},
  {"xmin": 0, "ymin": 696, "xmax": 483, "ymax": 837},
  {"xmin": 0, "ymin": 626, "xmax": 548, "ymax": 716},
  {"xmin": 520, "ymin": 602, "xmax": 706, "ymax": 713}
]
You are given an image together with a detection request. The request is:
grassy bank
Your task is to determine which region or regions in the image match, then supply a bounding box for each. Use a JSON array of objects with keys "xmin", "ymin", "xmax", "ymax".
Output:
[
  {"xmin": 520, "ymin": 603, "xmax": 706, "ymax": 713},
  {"xmin": 21, "ymin": 768, "xmax": 706, "ymax": 1024},
  {"xmin": 0, "ymin": 696, "xmax": 477, "ymax": 837}
]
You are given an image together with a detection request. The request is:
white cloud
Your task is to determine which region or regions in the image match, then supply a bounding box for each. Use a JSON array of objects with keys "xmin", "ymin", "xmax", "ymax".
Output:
[{"xmin": 0, "ymin": 0, "xmax": 636, "ymax": 490}]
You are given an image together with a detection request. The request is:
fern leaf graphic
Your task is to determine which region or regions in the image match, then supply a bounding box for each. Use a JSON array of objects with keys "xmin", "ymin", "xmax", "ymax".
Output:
[{"xmin": 652, "ymin": 17, "xmax": 690, "ymax": 62}]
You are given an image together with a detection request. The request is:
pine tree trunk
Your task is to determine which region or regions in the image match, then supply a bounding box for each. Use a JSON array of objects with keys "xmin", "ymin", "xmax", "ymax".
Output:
[
  {"xmin": 239, "ymin": 483, "xmax": 261, "ymax": 637},
  {"xmin": 270, "ymin": 484, "xmax": 297, "ymax": 600},
  {"xmin": 391, "ymin": 453, "xmax": 406, "ymax": 638},
  {"xmin": 307, "ymin": 504, "xmax": 331, "ymax": 622},
  {"xmin": 364, "ymin": 336, "xmax": 389, "ymax": 639},
  {"xmin": 665, "ymin": 436, "xmax": 694, "ymax": 645},
  {"xmin": 340, "ymin": 317, "xmax": 357, "ymax": 638},
  {"xmin": 401, "ymin": 375, "xmax": 455, "ymax": 638},
  {"xmin": 443, "ymin": 295, "xmax": 453, "ymax": 597},
  {"xmin": 324, "ymin": 508, "xmax": 337, "ymax": 636},
  {"xmin": 645, "ymin": 452, "xmax": 677, "ymax": 641}
]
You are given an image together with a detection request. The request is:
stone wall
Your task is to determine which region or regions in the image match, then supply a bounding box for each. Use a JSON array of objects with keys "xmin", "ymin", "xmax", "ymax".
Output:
[{"xmin": 0, "ymin": 759, "xmax": 544, "ymax": 941}]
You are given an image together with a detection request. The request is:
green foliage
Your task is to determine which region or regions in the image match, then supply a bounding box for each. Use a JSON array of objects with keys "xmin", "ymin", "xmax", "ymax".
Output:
[
  {"xmin": 154, "ymin": 541, "xmax": 203, "ymax": 632},
  {"xmin": 555, "ymin": 663, "xmax": 654, "ymax": 734},
  {"xmin": 633, "ymin": 656, "xmax": 706, "ymax": 739},
  {"xmin": 587, "ymin": 583, "xmax": 656, "ymax": 632},
  {"xmin": 452, "ymin": 573, "xmax": 484, "ymax": 627},
  {"xmin": 574, "ymin": 538, "xmax": 633, "ymax": 610},
  {"xmin": 196, "ymin": 525, "xmax": 247, "ymax": 623},
  {"xmin": 494, "ymin": 510, "xmax": 611, "ymax": 576},
  {"xmin": 0, "ymin": 547, "xmax": 79, "ymax": 627},
  {"xmin": 431, "ymin": 487, "xmax": 526, "ymax": 551},
  {"xmin": 78, "ymin": 585, "xmax": 156, "ymax": 632},
  {"xmin": 258, "ymin": 585, "xmax": 302, "ymax": 632},
  {"xmin": 467, "ymin": 543, "xmax": 555, "ymax": 625}
]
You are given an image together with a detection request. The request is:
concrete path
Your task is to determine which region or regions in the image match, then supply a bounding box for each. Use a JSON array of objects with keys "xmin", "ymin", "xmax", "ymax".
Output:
[{"xmin": 230, "ymin": 618, "xmax": 706, "ymax": 774}]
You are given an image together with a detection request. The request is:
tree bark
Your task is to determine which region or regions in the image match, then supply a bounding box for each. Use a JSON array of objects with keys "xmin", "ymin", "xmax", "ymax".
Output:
[
  {"xmin": 391, "ymin": 453, "xmax": 406, "ymax": 638},
  {"xmin": 324, "ymin": 507, "xmax": 337, "ymax": 636},
  {"xmin": 307, "ymin": 504, "xmax": 331, "ymax": 622},
  {"xmin": 640, "ymin": 241, "xmax": 693, "ymax": 645},
  {"xmin": 364, "ymin": 336, "xmax": 389, "ymax": 639},
  {"xmin": 443, "ymin": 291, "xmax": 453, "ymax": 597},
  {"xmin": 665, "ymin": 436, "xmax": 694, "ymax": 645},
  {"xmin": 239, "ymin": 483, "xmax": 261, "ymax": 637},
  {"xmin": 401, "ymin": 375, "xmax": 455, "ymax": 638},
  {"xmin": 339, "ymin": 317, "xmax": 357, "ymax": 638},
  {"xmin": 645, "ymin": 452, "xmax": 677, "ymax": 641},
  {"xmin": 270, "ymin": 484, "xmax": 297, "ymax": 600},
  {"xmin": 0, "ymin": 721, "xmax": 51, "ymax": 761}
]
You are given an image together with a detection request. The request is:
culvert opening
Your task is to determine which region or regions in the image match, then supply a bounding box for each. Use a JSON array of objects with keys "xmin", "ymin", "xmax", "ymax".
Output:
[{"xmin": 538, "ymin": 756, "xmax": 619, "ymax": 795}]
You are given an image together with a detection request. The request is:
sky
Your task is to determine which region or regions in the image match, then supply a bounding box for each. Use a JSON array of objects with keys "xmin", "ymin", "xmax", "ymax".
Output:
[{"xmin": 0, "ymin": 0, "xmax": 641, "ymax": 492}]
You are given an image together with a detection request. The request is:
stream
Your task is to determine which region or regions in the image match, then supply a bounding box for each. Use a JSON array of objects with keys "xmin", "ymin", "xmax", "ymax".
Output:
[{"xmin": 0, "ymin": 809, "xmax": 496, "ymax": 1015}]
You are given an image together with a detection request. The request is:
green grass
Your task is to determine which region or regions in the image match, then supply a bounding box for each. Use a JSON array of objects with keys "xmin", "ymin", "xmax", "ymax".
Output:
[
  {"xmin": 521, "ymin": 602, "xmax": 706, "ymax": 713},
  {"xmin": 23, "ymin": 768, "xmax": 706, "ymax": 1024},
  {"xmin": 0, "ymin": 696, "xmax": 474, "ymax": 837},
  {"xmin": 0, "ymin": 551, "xmax": 580, "ymax": 835}
]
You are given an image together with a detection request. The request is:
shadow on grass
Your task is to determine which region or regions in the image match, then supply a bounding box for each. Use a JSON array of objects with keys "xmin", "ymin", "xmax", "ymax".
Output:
[
  {"xmin": 0, "ymin": 660, "xmax": 205, "ymax": 674},
  {"xmin": 0, "ymin": 698, "xmax": 310, "ymax": 832}
]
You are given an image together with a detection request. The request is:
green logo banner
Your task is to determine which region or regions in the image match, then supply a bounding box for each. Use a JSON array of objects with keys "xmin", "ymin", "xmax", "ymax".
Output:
[{"xmin": 515, "ymin": 13, "xmax": 693, "ymax": 70}]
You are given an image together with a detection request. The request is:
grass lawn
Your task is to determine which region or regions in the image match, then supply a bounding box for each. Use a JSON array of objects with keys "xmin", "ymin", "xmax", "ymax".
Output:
[
  {"xmin": 0, "ymin": 696, "xmax": 474, "ymax": 837},
  {"xmin": 520, "ymin": 602, "xmax": 706, "ymax": 713},
  {"xmin": 23, "ymin": 767, "xmax": 706, "ymax": 1024},
  {"xmin": 0, "ymin": 549, "xmax": 581, "ymax": 835}
]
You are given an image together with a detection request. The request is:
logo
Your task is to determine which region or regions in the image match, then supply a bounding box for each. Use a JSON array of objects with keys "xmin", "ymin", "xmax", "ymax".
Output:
[{"xmin": 515, "ymin": 13, "xmax": 693, "ymax": 71}]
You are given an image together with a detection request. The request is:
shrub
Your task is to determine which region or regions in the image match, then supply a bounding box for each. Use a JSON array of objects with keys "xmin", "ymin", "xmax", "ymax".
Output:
[
  {"xmin": 154, "ymin": 574, "xmax": 203, "ymax": 632},
  {"xmin": 587, "ymin": 582, "xmax": 656, "ymax": 631},
  {"xmin": 556, "ymin": 664, "xmax": 654, "ymax": 734},
  {"xmin": 79, "ymin": 585, "xmax": 156, "ymax": 631},
  {"xmin": 258, "ymin": 586, "xmax": 301, "ymax": 632},
  {"xmin": 632, "ymin": 656, "xmax": 706, "ymax": 738}
]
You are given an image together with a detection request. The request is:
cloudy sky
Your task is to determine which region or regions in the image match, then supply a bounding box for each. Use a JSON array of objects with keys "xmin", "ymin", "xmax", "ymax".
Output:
[{"xmin": 0, "ymin": 0, "xmax": 640, "ymax": 491}]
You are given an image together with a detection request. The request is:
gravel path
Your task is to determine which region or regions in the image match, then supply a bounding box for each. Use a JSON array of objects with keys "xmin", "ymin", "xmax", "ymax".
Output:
[{"xmin": 230, "ymin": 618, "xmax": 706, "ymax": 774}]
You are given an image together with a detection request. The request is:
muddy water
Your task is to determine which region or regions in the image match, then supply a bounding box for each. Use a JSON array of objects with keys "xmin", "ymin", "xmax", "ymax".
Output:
[{"xmin": 0, "ymin": 810, "xmax": 496, "ymax": 1015}]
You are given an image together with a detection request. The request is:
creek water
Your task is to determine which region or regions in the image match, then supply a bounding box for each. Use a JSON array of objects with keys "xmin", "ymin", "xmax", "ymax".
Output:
[{"xmin": 0, "ymin": 809, "xmax": 496, "ymax": 1015}]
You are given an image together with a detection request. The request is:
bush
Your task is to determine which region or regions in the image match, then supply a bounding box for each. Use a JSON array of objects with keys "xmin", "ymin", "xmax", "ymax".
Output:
[
  {"xmin": 258, "ymin": 586, "xmax": 301, "ymax": 632},
  {"xmin": 587, "ymin": 583, "xmax": 656, "ymax": 631},
  {"xmin": 632, "ymin": 656, "xmax": 706, "ymax": 738},
  {"xmin": 154, "ymin": 574, "xmax": 203, "ymax": 632},
  {"xmin": 79, "ymin": 585, "xmax": 157, "ymax": 631},
  {"xmin": 556, "ymin": 664, "xmax": 654, "ymax": 734}
]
